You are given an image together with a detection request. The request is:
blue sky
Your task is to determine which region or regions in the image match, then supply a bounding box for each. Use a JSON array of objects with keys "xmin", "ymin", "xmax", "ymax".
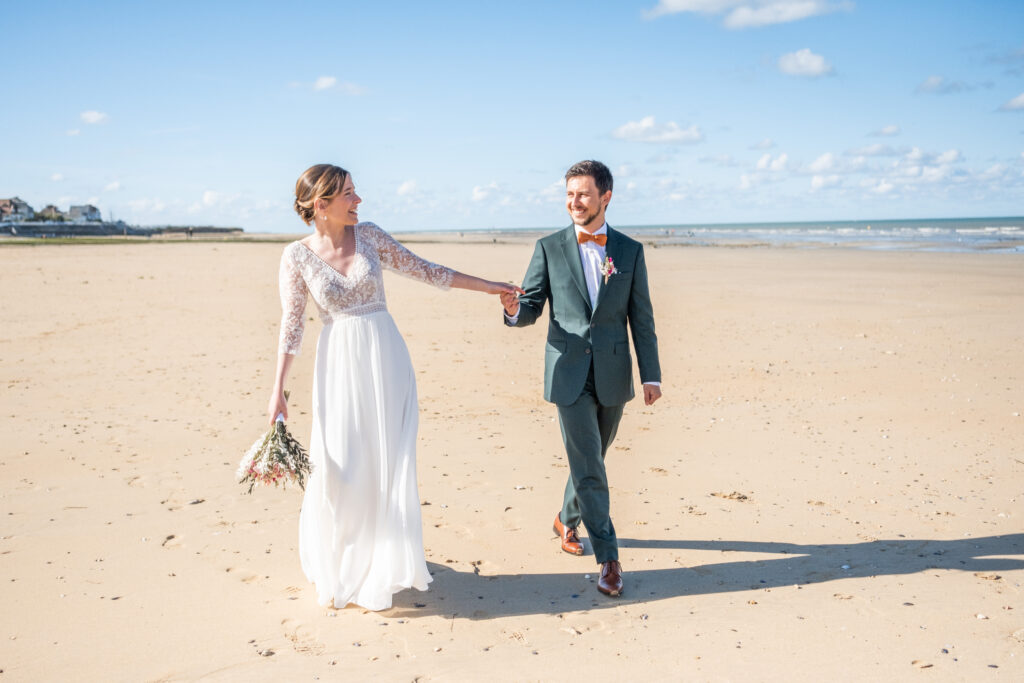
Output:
[{"xmin": 3, "ymin": 0, "xmax": 1022, "ymax": 232}]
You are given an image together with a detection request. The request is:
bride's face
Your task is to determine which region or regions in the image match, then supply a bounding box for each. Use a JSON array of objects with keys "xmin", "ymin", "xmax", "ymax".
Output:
[{"xmin": 321, "ymin": 175, "xmax": 361, "ymax": 226}]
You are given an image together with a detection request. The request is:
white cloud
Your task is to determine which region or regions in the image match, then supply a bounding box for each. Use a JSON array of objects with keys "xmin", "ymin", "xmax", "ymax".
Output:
[
  {"xmin": 200, "ymin": 190, "xmax": 240, "ymax": 208},
  {"xmin": 867, "ymin": 179, "xmax": 894, "ymax": 194},
  {"xmin": 751, "ymin": 137, "xmax": 775, "ymax": 150},
  {"xmin": 756, "ymin": 152, "xmax": 788, "ymax": 171},
  {"xmin": 396, "ymin": 180, "xmax": 417, "ymax": 196},
  {"xmin": 778, "ymin": 48, "xmax": 833, "ymax": 77},
  {"xmin": 313, "ymin": 76, "xmax": 337, "ymax": 91},
  {"xmin": 104, "ymin": 181, "xmax": 121, "ymax": 191},
  {"xmin": 612, "ymin": 116, "xmax": 704, "ymax": 144},
  {"xmin": 647, "ymin": 152, "xmax": 676, "ymax": 163},
  {"xmin": 51, "ymin": 173, "xmax": 64, "ymax": 182},
  {"xmin": 128, "ymin": 198, "xmax": 168, "ymax": 214},
  {"xmin": 66, "ymin": 129, "xmax": 80, "ymax": 137},
  {"xmin": 915, "ymin": 75, "xmax": 984, "ymax": 95},
  {"xmin": 1000, "ymin": 92, "xmax": 1024, "ymax": 110},
  {"xmin": 80, "ymin": 110, "xmax": 109, "ymax": 124},
  {"xmin": 472, "ymin": 182, "xmax": 499, "ymax": 202},
  {"xmin": 980, "ymin": 163, "xmax": 1008, "ymax": 180},
  {"xmin": 847, "ymin": 143, "xmax": 898, "ymax": 157},
  {"xmin": 810, "ymin": 174, "xmax": 840, "ymax": 190},
  {"xmin": 644, "ymin": 1, "xmax": 852, "ymax": 29},
  {"xmin": 698, "ymin": 154, "xmax": 738, "ymax": 166},
  {"xmin": 310, "ymin": 75, "xmax": 366, "ymax": 95},
  {"xmin": 808, "ymin": 152, "xmax": 835, "ymax": 172},
  {"xmin": 921, "ymin": 165, "xmax": 951, "ymax": 183},
  {"xmin": 85, "ymin": 196, "xmax": 99, "ymax": 206},
  {"xmin": 871, "ymin": 124, "xmax": 900, "ymax": 137},
  {"xmin": 897, "ymin": 165, "xmax": 921, "ymax": 178},
  {"xmin": 538, "ymin": 180, "xmax": 565, "ymax": 202},
  {"xmin": 935, "ymin": 149, "xmax": 961, "ymax": 164}
]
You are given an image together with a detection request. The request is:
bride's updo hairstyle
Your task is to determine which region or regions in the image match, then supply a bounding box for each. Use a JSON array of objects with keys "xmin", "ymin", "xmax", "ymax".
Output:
[{"xmin": 294, "ymin": 164, "xmax": 349, "ymax": 225}]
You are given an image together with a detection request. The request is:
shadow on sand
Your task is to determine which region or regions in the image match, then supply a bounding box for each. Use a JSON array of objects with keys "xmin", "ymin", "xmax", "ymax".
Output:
[{"xmin": 386, "ymin": 533, "xmax": 1024, "ymax": 619}]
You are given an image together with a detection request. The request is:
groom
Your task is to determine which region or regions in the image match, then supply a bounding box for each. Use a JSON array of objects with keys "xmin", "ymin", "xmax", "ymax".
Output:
[{"xmin": 500, "ymin": 160, "xmax": 661, "ymax": 597}]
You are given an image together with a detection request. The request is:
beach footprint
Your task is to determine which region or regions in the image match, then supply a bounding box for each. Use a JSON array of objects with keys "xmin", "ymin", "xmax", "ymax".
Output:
[
  {"xmin": 281, "ymin": 618, "xmax": 325, "ymax": 655},
  {"xmin": 224, "ymin": 566, "xmax": 260, "ymax": 584}
]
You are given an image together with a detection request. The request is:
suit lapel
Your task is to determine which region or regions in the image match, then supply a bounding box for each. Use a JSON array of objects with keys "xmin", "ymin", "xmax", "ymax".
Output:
[{"xmin": 559, "ymin": 225, "xmax": 592, "ymax": 316}]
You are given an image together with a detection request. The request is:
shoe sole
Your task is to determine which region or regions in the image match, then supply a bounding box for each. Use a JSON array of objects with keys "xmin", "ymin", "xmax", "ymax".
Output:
[
  {"xmin": 552, "ymin": 523, "xmax": 584, "ymax": 556},
  {"xmin": 597, "ymin": 586, "xmax": 622, "ymax": 597}
]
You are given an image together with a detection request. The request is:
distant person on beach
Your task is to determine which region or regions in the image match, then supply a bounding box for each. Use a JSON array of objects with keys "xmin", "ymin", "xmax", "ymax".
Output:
[
  {"xmin": 267, "ymin": 163, "xmax": 521, "ymax": 610},
  {"xmin": 500, "ymin": 160, "xmax": 661, "ymax": 597}
]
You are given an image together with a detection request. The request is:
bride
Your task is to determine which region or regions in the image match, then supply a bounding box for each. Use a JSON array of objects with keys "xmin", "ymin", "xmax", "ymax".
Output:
[{"xmin": 268, "ymin": 164, "xmax": 521, "ymax": 610}]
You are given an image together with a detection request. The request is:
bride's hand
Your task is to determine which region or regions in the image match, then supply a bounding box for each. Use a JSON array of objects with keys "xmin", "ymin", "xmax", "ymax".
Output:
[
  {"xmin": 485, "ymin": 280, "xmax": 525, "ymax": 296},
  {"xmin": 267, "ymin": 390, "xmax": 288, "ymax": 424}
]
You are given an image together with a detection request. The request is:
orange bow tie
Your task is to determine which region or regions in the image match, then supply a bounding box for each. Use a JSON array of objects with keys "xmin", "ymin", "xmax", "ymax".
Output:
[{"xmin": 577, "ymin": 231, "xmax": 607, "ymax": 247}]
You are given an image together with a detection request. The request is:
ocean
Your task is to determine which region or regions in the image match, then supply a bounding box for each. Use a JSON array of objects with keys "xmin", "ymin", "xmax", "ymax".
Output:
[{"xmin": 615, "ymin": 217, "xmax": 1024, "ymax": 252}]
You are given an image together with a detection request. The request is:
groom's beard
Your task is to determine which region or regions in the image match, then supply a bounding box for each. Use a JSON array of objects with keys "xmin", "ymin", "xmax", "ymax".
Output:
[{"xmin": 573, "ymin": 208, "xmax": 602, "ymax": 228}]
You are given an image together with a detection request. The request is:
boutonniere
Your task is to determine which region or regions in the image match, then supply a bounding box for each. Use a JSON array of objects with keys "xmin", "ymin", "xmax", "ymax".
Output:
[{"xmin": 600, "ymin": 256, "xmax": 618, "ymax": 284}]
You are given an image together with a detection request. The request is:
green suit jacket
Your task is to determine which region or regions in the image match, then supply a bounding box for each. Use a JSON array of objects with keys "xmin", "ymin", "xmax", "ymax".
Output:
[{"xmin": 507, "ymin": 225, "xmax": 661, "ymax": 406}]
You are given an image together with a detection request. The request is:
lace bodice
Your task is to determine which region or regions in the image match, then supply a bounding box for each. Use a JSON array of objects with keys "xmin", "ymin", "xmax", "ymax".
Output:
[{"xmin": 278, "ymin": 222, "xmax": 454, "ymax": 354}]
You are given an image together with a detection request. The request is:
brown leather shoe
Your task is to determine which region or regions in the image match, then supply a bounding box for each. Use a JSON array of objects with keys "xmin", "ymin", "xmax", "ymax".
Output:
[
  {"xmin": 597, "ymin": 560, "xmax": 623, "ymax": 597},
  {"xmin": 552, "ymin": 515, "xmax": 584, "ymax": 556}
]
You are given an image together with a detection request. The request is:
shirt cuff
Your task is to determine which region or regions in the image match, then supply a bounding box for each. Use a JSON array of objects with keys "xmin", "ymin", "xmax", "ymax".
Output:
[
  {"xmin": 642, "ymin": 381, "xmax": 660, "ymax": 387},
  {"xmin": 504, "ymin": 311, "xmax": 519, "ymax": 324}
]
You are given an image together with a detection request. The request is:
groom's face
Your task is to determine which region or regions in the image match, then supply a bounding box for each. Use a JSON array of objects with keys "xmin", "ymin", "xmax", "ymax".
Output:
[{"xmin": 566, "ymin": 175, "xmax": 611, "ymax": 230}]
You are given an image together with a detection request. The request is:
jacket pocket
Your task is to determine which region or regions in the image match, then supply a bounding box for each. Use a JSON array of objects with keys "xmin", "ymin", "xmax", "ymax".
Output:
[
  {"xmin": 614, "ymin": 342, "xmax": 629, "ymax": 355},
  {"xmin": 606, "ymin": 269, "xmax": 630, "ymax": 284}
]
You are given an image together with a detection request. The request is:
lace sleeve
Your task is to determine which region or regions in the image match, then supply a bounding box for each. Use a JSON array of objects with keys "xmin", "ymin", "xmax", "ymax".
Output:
[
  {"xmin": 278, "ymin": 245, "xmax": 308, "ymax": 355},
  {"xmin": 366, "ymin": 223, "xmax": 454, "ymax": 289}
]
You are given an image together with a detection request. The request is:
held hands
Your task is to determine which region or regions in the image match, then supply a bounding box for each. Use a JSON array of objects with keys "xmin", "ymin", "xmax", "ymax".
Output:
[
  {"xmin": 643, "ymin": 383, "xmax": 662, "ymax": 406},
  {"xmin": 500, "ymin": 290, "xmax": 520, "ymax": 316},
  {"xmin": 486, "ymin": 281, "xmax": 524, "ymax": 297}
]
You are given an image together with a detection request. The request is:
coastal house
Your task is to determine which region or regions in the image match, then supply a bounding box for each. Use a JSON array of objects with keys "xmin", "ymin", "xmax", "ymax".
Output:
[
  {"xmin": 68, "ymin": 204, "xmax": 102, "ymax": 222},
  {"xmin": 0, "ymin": 197, "xmax": 34, "ymax": 222},
  {"xmin": 36, "ymin": 204, "xmax": 66, "ymax": 220}
]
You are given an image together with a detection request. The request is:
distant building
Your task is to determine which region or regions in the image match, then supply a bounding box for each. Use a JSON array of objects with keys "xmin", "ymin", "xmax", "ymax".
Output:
[
  {"xmin": 68, "ymin": 204, "xmax": 102, "ymax": 222},
  {"xmin": 36, "ymin": 204, "xmax": 66, "ymax": 220},
  {"xmin": 0, "ymin": 197, "xmax": 34, "ymax": 222}
]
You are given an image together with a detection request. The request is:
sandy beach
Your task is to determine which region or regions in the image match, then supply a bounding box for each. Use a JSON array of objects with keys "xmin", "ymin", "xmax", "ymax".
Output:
[{"xmin": 1, "ymin": 237, "xmax": 1022, "ymax": 681}]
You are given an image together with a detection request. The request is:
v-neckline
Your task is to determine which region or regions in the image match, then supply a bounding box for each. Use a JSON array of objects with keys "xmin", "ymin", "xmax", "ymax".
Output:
[{"xmin": 299, "ymin": 226, "xmax": 360, "ymax": 279}]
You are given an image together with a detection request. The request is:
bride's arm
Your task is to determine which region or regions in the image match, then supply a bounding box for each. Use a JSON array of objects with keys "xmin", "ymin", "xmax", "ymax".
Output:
[
  {"xmin": 267, "ymin": 352, "xmax": 295, "ymax": 423},
  {"xmin": 368, "ymin": 223, "xmax": 522, "ymax": 295},
  {"xmin": 449, "ymin": 271, "xmax": 523, "ymax": 296},
  {"xmin": 268, "ymin": 246, "xmax": 307, "ymax": 423}
]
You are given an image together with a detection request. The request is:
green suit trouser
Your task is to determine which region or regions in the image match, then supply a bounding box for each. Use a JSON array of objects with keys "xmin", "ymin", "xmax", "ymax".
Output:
[{"xmin": 556, "ymin": 363, "xmax": 624, "ymax": 563}]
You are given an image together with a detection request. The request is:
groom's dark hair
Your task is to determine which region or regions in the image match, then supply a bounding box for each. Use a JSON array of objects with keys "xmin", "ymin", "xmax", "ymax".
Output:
[{"xmin": 566, "ymin": 160, "xmax": 613, "ymax": 196}]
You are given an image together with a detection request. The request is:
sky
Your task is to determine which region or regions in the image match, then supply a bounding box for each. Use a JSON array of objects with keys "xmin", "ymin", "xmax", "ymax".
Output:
[{"xmin": 2, "ymin": 0, "xmax": 1023, "ymax": 233}]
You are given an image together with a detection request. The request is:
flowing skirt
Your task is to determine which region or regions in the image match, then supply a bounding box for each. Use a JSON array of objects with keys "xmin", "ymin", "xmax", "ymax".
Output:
[{"xmin": 299, "ymin": 310, "xmax": 431, "ymax": 610}]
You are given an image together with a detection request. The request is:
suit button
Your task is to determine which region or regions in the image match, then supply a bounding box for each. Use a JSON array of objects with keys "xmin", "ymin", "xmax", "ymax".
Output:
[{"xmin": 585, "ymin": 349, "xmax": 591, "ymax": 354}]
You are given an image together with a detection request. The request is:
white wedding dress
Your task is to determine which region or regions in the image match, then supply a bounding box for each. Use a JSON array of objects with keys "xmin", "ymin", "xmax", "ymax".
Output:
[{"xmin": 277, "ymin": 222, "xmax": 453, "ymax": 610}]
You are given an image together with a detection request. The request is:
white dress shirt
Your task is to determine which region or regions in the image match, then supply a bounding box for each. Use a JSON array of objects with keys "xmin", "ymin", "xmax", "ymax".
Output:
[{"xmin": 576, "ymin": 223, "xmax": 607, "ymax": 310}]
